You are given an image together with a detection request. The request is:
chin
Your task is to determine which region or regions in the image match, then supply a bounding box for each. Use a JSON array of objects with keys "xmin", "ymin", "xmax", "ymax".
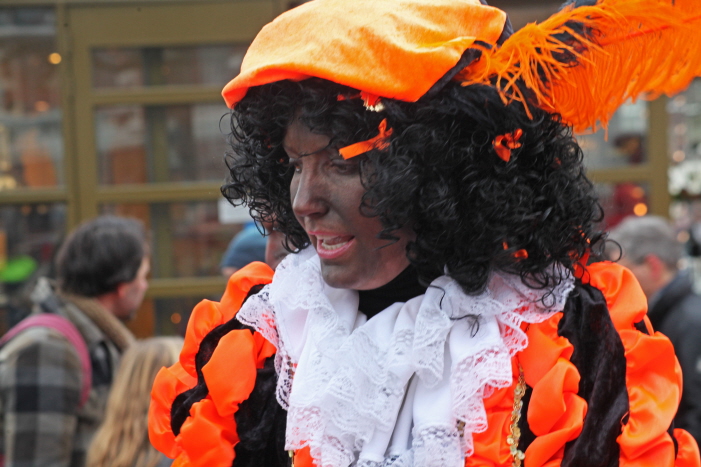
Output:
[
  {"xmin": 320, "ymin": 265, "xmax": 395, "ymax": 291},
  {"xmin": 320, "ymin": 269, "xmax": 353, "ymax": 289}
]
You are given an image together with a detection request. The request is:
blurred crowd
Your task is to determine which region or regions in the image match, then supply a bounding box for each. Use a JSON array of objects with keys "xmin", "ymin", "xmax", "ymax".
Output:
[{"xmin": 0, "ymin": 214, "xmax": 286, "ymax": 466}]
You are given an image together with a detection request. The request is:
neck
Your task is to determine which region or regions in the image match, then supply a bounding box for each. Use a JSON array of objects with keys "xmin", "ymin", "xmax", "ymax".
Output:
[
  {"xmin": 357, "ymin": 265, "xmax": 427, "ymax": 319},
  {"xmin": 95, "ymin": 293, "xmax": 123, "ymax": 321}
]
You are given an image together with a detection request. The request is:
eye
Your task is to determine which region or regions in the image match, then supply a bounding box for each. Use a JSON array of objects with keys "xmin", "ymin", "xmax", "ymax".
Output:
[
  {"xmin": 331, "ymin": 159, "xmax": 360, "ymax": 175},
  {"xmin": 285, "ymin": 158, "xmax": 302, "ymax": 173}
]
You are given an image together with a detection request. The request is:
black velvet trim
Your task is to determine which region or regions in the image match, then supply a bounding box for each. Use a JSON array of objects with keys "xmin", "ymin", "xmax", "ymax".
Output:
[
  {"xmin": 233, "ymin": 356, "xmax": 290, "ymax": 467},
  {"xmin": 559, "ymin": 283, "xmax": 628, "ymax": 467},
  {"xmin": 517, "ymin": 385, "xmax": 536, "ymax": 453},
  {"xmin": 170, "ymin": 284, "xmax": 265, "ymax": 436}
]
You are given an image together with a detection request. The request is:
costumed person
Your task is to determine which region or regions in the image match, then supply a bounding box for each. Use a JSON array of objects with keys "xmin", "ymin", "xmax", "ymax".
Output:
[{"xmin": 148, "ymin": 0, "xmax": 701, "ymax": 466}]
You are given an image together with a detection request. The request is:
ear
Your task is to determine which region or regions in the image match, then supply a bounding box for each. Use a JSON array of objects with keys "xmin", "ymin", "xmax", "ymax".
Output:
[
  {"xmin": 643, "ymin": 254, "xmax": 666, "ymax": 280},
  {"xmin": 115, "ymin": 281, "xmax": 130, "ymax": 300}
]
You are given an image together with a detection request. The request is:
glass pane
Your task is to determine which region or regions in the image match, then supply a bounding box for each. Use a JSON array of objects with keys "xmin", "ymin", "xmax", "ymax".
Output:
[
  {"xmin": 578, "ymin": 101, "xmax": 648, "ymax": 170},
  {"xmin": 595, "ymin": 182, "xmax": 650, "ymax": 230},
  {"xmin": 95, "ymin": 102, "xmax": 229, "ymax": 184},
  {"xmin": 100, "ymin": 201, "xmax": 245, "ymax": 278},
  {"xmin": 92, "ymin": 44, "xmax": 247, "ymax": 88},
  {"xmin": 668, "ymin": 79, "xmax": 701, "ymax": 186},
  {"xmin": 0, "ymin": 202, "xmax": 66, "ymax": 332},
  {"xmin": 0, "ymin": 7, "xmax": 63, "ymax": 190}
]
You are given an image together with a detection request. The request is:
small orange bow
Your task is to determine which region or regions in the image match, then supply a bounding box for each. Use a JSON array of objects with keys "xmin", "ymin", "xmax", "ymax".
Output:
[
  {"xmin": 502, "ymin": 241, "xmax": 528, "ymax": 260},
  {"xmin": 493, "ymin": 129, "xmax": 523, "ymax": 162},
  {"xmin": 339, "ymin": 119, "xmax": 393, "ymax": 159}
]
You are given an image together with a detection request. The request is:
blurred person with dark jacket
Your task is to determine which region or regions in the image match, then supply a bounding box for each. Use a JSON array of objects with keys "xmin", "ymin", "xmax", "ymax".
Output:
[
  {"xmin": 609, "ymin": 215, "xmax": 701, "ymax": 444},
  {"xmin": 0, "ymin": 215, "xmax": 149, "ymax": 467},
  {"xmin": 87, "ymin": 337, "xmax": 182, "ymax": 467}
]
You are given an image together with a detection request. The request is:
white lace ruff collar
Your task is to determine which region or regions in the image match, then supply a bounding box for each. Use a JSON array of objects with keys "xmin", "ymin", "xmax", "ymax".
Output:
[{"xmin": 237, "ymin": 248, "xmax": 574, "ymax": 467}]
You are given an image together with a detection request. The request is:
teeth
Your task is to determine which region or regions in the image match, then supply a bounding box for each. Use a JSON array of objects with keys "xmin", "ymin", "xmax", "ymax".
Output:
[
  {"xmin": 318, "ymin": 236, "xmax": 351, "ymax": 250},
  {"xmin": 321, "ymin": 239, "xmax": 349, "ymax": 250}
]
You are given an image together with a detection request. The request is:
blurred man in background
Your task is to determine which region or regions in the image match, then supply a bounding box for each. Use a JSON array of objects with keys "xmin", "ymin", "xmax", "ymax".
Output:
[
  {"xmin": 0, "ymin": 215, "xmax": 149, "ymax": 467},
  {"xmin": 609, "ymin": 215, "xmax": 701, "ymax": 444}
]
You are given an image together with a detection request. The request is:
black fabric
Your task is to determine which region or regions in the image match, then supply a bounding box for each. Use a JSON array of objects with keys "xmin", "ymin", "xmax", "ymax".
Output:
[
  {"xmin": 422, "ymin": 48, "xmax": 483, "ymax": 101},
  {"xmin": 515, "ymin": 283, "xmax": 629, "ymax": 464},
  {"xmin": 357, "ymin": 265, "xmax": 427, "ymax": 319},
  {"xmin": 648, "ymin": 270, "xmax": 701, "ymax": 445},
  {"xmin": 517, "ymin": 385, "xmax": 536, "ymax": 453},
  {"xmin": 89, "ymin": 341, "xmax": 112, "ymax": 387},
  {"xmin": 559, "ymin": 283, "xmax": 628, "ymax": 467},
  {"xmin": 171, "ymin": 284, "xmax": 265, "ymax": 436},
  {"xmin": 233, "ymin": 356, "xmax": 290, "ymax": 467}
]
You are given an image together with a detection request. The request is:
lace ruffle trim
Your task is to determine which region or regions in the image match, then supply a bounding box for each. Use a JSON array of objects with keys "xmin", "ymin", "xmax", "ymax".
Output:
[{"xmin": 236, "ymin": 250, "xmax": 574, "ymax": 466}]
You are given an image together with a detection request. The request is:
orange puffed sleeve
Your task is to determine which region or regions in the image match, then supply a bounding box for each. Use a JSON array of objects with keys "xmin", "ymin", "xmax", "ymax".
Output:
[
  {"xmin": 180, "ymin": 262, "xmax": 275, "ymax": 378},
  {"xmin": 148, "ymin": 262, "xmax": 275, "ymax": 466},
  {"xmin": 520, "ymin": 314, "xmax": 587, "ymax": 467},
  {"xmin": 149, "ymin": 361, "xmax": 197, "ymax": 459},
  {"xmin": 587, "ymin": 262, "xmax": 700, "ymax": 467},
  {"xmin": 468, "ymin": 317, "xmax": 588, "ymax": 467}
]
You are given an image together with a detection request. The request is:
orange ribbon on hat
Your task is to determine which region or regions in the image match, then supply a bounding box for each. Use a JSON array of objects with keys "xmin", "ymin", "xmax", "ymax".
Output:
[
  {"xmin": 493, "ymin": 128, "xmax": 523, "ymax": 162},
  {"xmin": 339, "ymin": 119, "xmax": 393, "ymax": 159}
]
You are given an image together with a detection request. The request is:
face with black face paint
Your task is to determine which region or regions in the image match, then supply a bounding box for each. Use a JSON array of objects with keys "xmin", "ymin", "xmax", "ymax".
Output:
[{"xmin": 284, "ymin": 118, "xmax": 412, "ymax": 290}]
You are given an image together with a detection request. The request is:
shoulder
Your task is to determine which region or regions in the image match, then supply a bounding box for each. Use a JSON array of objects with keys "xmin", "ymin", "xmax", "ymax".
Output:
[
  {"xmin": 672, "ymin": 292, "xmax": 701, "ymax": 324},
  {"xmin": 0, "ymin": 325, "xmax": 82, "ymax": 373},
  {"xmin": 582, "ymin": 261, "xmax": 648, "ymax": 329},
  {"xmin": 149, "ymin": 262, "xmax": 275, "ymax": 461}
]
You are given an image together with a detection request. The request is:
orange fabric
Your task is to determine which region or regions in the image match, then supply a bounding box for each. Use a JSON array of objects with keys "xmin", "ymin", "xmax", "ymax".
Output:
[
  {"xmin": 339, "ymin": 119, "xmax": 393, "ymax": 159},
  {"xmin": 293, "ymin": 446, "xmax": 316, "ymax": 467},
  {"xmin": 178, "ymin": 398, "xmax": 238, "ymax": 467},
  {"xmin": 467, "ymin": 262, "xmax": 699, "ymax": 467},
  {"xmin": 222, "ymin": 0, "xmax": 506, "ymax": 108},
  {"xmin": 148, "ymin": 262, "xmax": 274, "ymax": 466},
  {"xmin": 458, "ymin": 0, "xmax": 701, "ymax": 132},
  {"xmin": 180, "ymin": 261, "xmax": 274, "ymax": 377},
  {"xmin": 586, "ymin": 261, "xmax": 692, "ymax": 467},
  {"xmin": 585, "ymin": 261, "xmax": 647, "ymax": 330},
  {"xmin": 148, "ymin": 362, "xmax": 197, "ymax": 459},
  {"xmin": 492, "ymin": 129, "xmax": 523, "ymax": 162},
  {"xmin": 467, "ymin": 360, "xmax": 525, "ymax": 467},
  {"xmin": 203, "ymin": 329, "xmax": 276, "ymax": 418},
  {"xmin": 469, "ymin": 314, "xmax": 587, "ymax": 467},
  {"xmin": 519, "ymin": 314, "xmax": 587, "ymax": 467},
  {"xmin": 674, "ymin": 429, "xmax": 701, "ymax": 467}
]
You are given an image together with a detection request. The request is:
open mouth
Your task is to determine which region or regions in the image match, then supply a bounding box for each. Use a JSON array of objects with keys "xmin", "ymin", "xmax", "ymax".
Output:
[{"xmin": 315, "ymin": 234, "xmax": 355, "ymax": 258}]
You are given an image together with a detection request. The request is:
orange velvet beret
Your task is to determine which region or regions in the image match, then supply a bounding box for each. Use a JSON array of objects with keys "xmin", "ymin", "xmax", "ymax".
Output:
[{"xmin": 222, "ymin": 0, "xmax": 506, "ymax": 109}]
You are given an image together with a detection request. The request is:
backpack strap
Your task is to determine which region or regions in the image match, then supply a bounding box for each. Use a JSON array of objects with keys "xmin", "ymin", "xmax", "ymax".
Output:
[{"xmin": 0, "ymin": 314, "xmax": 92, "ymax": 408}]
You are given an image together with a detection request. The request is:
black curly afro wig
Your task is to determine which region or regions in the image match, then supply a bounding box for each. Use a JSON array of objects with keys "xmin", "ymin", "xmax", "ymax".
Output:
[{"xmin": 222, "ymin": 77, "xmax": 603, "ymax": 295}]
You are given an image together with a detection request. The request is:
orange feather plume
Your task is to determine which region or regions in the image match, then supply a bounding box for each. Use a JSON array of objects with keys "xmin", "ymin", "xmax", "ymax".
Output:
[{"xmin": 458, "ymin": 0, "xmax": 701, "ymax": 133}]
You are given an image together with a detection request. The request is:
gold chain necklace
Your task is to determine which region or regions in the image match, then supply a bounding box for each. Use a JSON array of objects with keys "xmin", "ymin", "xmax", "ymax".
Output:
[{"xmin": 507, "ymin": 365, "xmax": 526, "ymax": 466}]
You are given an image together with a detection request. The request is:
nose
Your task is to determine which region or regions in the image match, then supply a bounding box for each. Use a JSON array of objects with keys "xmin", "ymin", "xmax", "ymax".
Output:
[{"xmin": 291, "ymin": 163, "xmax": 329, "ymax": 220}]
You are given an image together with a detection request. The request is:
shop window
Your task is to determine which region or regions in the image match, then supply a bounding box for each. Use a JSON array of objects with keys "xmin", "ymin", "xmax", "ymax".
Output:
[
  {"xmin": 578, "ymin": 101, "xmax": 648, "ymax": 170},
  {"xmin": 101, "ymin": 201, "xmax": 244, "ymax": 278},
  {"xmin": 595, "ymin": 182, "xmax": 649, "ymax": 230},
  {"xmin": 92, "ymin": 44, "xmax": 247, "ymax": 88},
  {"xmin": 0, "ymin": 7, "xmax": 63, "ymax": 190},
  {"xmin": 94, "ymin": 102, "xmax": 230, "ymax": 184},
  {"xmin": 0, "ymin": 202, "xmax": 66, "ymax": 332}
]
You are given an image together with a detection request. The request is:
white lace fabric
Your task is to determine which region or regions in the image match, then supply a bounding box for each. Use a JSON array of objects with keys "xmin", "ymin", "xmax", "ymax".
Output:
[{"xmin": 237, "ymin": 248, "xmax": 574, "ymax": 467}]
